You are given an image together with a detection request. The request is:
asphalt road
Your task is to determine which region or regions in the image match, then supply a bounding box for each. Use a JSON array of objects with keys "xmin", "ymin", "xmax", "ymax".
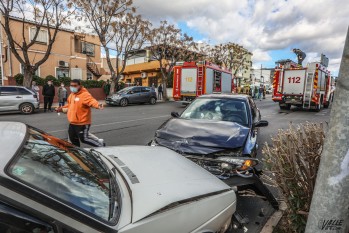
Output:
[{"xmin": 0, "ymin": 95, "xmax": 331, "ymax": 232}]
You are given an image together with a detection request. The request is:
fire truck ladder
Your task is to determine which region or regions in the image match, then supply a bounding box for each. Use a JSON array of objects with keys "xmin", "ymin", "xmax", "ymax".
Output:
[
  {"xmin": 303, "ymin": 73, "xmax": 314, "ymax": 109},
  {"xmin": 196, "ymin": 65, "xmax": 204, "ymax": 96}
]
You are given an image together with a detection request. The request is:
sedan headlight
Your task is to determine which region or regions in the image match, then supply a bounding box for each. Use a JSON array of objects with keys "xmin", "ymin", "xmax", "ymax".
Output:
[{"xmin": 112, "ymin": 95, "xmax": 120, "ymax": 100}]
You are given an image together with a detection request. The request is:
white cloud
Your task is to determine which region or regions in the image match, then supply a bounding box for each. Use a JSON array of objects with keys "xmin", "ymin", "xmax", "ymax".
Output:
[{"xmin": 134, "ymin": 0, "xmax": 348, "ymax": 73}]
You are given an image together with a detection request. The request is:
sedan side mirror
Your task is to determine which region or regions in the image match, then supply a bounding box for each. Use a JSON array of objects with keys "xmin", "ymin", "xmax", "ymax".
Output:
[
  {"xmin": 171, "ymin": 112, "xmax": 180, "ymax": 118},
  {"xmin": 254, "ymin": 120, "xmax": 268, "ymax": 127}
]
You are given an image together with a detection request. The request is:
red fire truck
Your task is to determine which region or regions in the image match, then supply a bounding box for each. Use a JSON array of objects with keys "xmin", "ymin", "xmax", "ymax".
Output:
[
  {"xmin": 272, "ymin": 58, "xmax": 333, "ymax": 111},
  {"xmin": 173, "ymin": 61, "xmax": 235, "ymax": 103}
]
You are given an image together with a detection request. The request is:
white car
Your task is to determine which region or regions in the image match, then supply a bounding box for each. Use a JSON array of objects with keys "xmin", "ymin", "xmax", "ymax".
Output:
[{"xmin": 0, "ymin": 122, "xmax": 236, "ymax": 233}]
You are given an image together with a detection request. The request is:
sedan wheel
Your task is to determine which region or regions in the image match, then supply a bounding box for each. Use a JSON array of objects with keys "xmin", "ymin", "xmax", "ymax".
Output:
[
  {"xmin": 120, "ymin": 98, "xmax": 128, "ymax": 107},
  {"xmin": 20, "ymin": 103, "xmax": 34, "ymax": 114}
]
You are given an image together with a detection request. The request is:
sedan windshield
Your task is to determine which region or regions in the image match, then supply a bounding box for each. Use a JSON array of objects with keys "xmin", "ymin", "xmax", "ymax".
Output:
[
  {"xmin": 8, "ymin": 127, "xmax": 119, "ymax": 222},
  {"xmin": 181, "ymin": 98, "xmax": 249, "ymax": 126}
]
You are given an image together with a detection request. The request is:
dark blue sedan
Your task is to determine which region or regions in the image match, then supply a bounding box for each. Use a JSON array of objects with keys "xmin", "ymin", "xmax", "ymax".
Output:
[{"xmin": 151, "ymin": 94, "xmax": 268, "ymax": 158}]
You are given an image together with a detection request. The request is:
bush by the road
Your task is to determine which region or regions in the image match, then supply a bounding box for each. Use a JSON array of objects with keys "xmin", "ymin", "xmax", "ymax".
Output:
[
  {"xmin": 13, "ymin": 73, "xmax": 105, "ymax": 88},
  {"xmin": 263, "ymin": 122, "xmax": 325, "ymax": 233}
]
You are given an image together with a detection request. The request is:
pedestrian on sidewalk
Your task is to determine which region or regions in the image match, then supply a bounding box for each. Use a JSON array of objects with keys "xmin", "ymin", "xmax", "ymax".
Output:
[
  {"xmin": 254, "ymin": 86, "xmax": 258, "ymax": 99},
  {"xmin": 158, "ymin": 84, "xmax": 163, "ymax": 100},
  {"xmin": 31, "ymin": 81, "xmax": 40, "ymax": 101},
  {"xmin": 58, "ymin": 83, "xmax": 68, "ymax": 107},
  {"xmin": 263, "ymin": 85, "xmax": 266, "ymax": 99},
  {"xmin": 42, "ymin": 80, "xmax": 55, "ymax": 112},
  {"xmin": 103, "ymin": 79, "xmax": 111, "ymax": 97},
  {"xmin": 258, "ymin": 85, "xmax": 263, "ymax": 100},
  {"xmin": 56, "ymin": 79, "xmax": 105, "ymax": 147}
]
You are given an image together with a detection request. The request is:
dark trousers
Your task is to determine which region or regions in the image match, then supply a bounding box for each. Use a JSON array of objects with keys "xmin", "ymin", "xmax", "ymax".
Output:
[
  {"xmin": 68, "ymin": 124, "xmax": 103, "ymax": 147},
  {"xmin": 158, "ymin": 91, "xmax": 163, "ymax": 100},
  {"xmin": 44, "ymin": 96, "xmax": 54, "ymax": 110}
]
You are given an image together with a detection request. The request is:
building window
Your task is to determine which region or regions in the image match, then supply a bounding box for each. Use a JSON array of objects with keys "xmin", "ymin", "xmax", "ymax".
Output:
[
  {"xmin": 29, "ymin": 27, "xmax": 48, "ymax": 44},
  {"xmin": 56, "ymin": 67, "xmax": 70, "ymax": 78},
  {"xmin": 20, "ymin": 64, "xmax": 40, "ymax": 76},
  {"xmin": 82, "ymin": 42, "xmax": 95, "ymax": 57}
]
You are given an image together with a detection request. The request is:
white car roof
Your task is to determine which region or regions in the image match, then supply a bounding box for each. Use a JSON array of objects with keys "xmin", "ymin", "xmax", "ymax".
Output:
[{"xmin": 0, "ymin": 122, "xmax": 27, "ymax": 170}]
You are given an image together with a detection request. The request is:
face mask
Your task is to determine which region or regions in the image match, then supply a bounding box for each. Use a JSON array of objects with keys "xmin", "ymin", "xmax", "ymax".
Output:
[{"xmin": 70, "ymin": 86, "xmax": 78, "ymax": 93}]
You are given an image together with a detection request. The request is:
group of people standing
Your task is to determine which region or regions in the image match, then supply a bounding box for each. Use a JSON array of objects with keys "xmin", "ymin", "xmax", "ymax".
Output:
[
  {"xmin": 31, "ymin": 80, "xmax": 68, "ymax": 112},
  {"xmin": 237, "ymin": 84, "xmax": 266, "ymax": 100}
]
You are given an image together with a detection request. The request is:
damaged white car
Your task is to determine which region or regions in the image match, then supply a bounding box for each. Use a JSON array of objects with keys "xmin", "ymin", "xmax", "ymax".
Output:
[{"xmin": 0, "ymin": 122, "xmax": 236, "ymax": 233}]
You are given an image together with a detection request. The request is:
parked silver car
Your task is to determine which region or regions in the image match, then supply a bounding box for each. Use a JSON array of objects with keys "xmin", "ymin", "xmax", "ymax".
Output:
[
  {"xmin": 0, "ymin": 86, "xmax": 39, "ymax": 114},
  {"xmin": 0, "ymin": 122, "xmax": 236, "ymax": 233},
  {"xmin": 106, "ymin": 86, "xmax": 157, "ymax": 107}
]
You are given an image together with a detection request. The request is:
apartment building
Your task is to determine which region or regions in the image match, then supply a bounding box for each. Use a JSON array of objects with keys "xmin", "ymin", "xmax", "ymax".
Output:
[
  {"xmin": 121, "ymin": 49, "xmax": 162, "ymax": 87},
  {"xmin": 0, "ymin": 16, "xmax": 102, "ymax": 85}
]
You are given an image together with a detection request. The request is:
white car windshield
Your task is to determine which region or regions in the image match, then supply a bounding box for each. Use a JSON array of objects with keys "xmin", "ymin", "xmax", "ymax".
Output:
[
  {"xmin": 181, "ymin": 98, "xmax": 249, "ymax": 126},
  {"xmin": 8, "ymin": 127, "xmax": 120, "ymax": 222}
]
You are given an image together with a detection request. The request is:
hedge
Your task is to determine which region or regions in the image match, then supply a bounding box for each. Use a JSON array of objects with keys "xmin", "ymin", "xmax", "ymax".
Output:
[{"xmin": 14, "ymin": 74, "xmax": 105, "ymax": 88}]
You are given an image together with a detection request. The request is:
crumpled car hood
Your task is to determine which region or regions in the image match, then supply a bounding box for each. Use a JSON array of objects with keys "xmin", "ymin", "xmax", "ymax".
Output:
[{"xmin": 155, "ymin": 118, "xmax": 250, "ymax": 154}]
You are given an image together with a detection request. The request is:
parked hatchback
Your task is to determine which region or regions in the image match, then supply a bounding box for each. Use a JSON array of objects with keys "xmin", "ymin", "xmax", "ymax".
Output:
[
  {"xmin": 106, "ymin": 86, "xmax": 157, "ymax": 107},
  {"xmin": 0, "ymin": 86, "xmax": 39, "ymax": 114}
]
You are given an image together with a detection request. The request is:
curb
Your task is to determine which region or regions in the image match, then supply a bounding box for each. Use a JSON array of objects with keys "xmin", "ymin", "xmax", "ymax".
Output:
[{"xmin": 260, "ymin": 201, "xmax": 287, "ymax": 233}]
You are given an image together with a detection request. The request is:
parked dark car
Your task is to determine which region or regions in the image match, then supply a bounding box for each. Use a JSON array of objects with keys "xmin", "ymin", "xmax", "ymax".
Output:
[
  {"xmin": 151, "ymin": 94, "xmax": 268, "ymax": 158},
  {"xmin": 106, "ymin": 86, "xmax": 157, "ymax": 107}
]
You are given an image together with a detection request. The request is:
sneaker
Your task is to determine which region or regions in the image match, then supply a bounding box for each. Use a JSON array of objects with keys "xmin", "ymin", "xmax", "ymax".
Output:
[{"xmin": 98, "ymin": 139, "xmax": 106, "ymax": 147}]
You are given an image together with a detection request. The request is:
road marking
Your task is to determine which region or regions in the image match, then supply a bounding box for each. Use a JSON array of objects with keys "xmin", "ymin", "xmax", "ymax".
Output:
[{"xmin": 48, "ymin": 115, "xmax": 169, "ymax": 133}]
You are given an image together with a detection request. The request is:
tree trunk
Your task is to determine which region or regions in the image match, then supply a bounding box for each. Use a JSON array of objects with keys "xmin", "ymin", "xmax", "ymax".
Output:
[
  {"xmin": 160, "ymin": 70, "xmax": 168, "ymax": 101},
  {"xmin": 110, "ymin": 74, "xmax": 117, "ymax": 94},
  {"xmin": 23, "ymin": 71, "xmax": 34, "ymax": 88}
]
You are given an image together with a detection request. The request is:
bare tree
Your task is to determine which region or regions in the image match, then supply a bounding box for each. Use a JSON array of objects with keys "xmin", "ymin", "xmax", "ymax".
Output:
[
  {"xmin": 73, "ymin": 0, "xmax": 134, "ymax": 92},
  {"xmin": 110, "ymin": 13, "xmax": 151, "ymax": 93},
  {"xmin": 148, "ymin": 21, "xmax": 200, "ymax": 100},
  {"xmin": 209, "ymin": 43, "xmax": 252, "ymax": 83},
  {"xmin": 0, "ymin": 0, "xmax": 74, "ymax": 87}
]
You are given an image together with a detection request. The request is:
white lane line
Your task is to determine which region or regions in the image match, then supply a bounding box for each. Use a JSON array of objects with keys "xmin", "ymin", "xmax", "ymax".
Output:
[{"xmin": 48, "ymin": 115, "xmax": 169, "ymax": 133}]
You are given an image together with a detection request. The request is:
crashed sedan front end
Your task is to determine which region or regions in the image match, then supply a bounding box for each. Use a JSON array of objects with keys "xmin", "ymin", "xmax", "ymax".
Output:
[{"xmin": 0, "ymin": 122, "xmax": 237, "ymax": 233}]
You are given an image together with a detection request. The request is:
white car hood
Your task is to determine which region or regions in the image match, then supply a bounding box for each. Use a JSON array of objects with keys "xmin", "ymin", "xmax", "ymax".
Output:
[{"xmin": 95, "ymin": 146, "xmax": 231, "ymax": 222}]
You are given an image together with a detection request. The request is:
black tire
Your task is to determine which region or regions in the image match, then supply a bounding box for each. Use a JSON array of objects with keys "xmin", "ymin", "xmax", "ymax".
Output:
[
  {"xmin": 279, "ymin": 103, "xmax": 291, "ymax": 110},
  {"xmin": 119, "ymin": 98, "xmax": 128, "ymax": 107},
  {"xmin": 19, "ymin": 103, "xmax": 34, "ymax": 114},
  {"xmin": 324, "ymin": 101, "xmax": 329, "ymax": 108},
  {"xmin": 149, "ymin": 97, "xmax": 156, "ymax": 105}
]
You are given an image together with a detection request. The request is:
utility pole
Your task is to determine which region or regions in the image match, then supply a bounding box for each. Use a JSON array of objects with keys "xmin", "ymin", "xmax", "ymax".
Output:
[{"xmin": 305, "ymin": 27, "xmax": 349, "ymax": 233}]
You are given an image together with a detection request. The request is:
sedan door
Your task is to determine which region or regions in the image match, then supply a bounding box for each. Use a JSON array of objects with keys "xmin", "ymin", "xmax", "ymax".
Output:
[{"xmin": 0, "ymin": 87, "xmax": 22, "ymax": 111}]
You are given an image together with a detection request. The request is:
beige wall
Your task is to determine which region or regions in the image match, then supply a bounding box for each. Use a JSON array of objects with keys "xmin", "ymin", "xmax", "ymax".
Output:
[{"xmin": 1, "ymin": 17, "xmax": 101, "ymax": 80}]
